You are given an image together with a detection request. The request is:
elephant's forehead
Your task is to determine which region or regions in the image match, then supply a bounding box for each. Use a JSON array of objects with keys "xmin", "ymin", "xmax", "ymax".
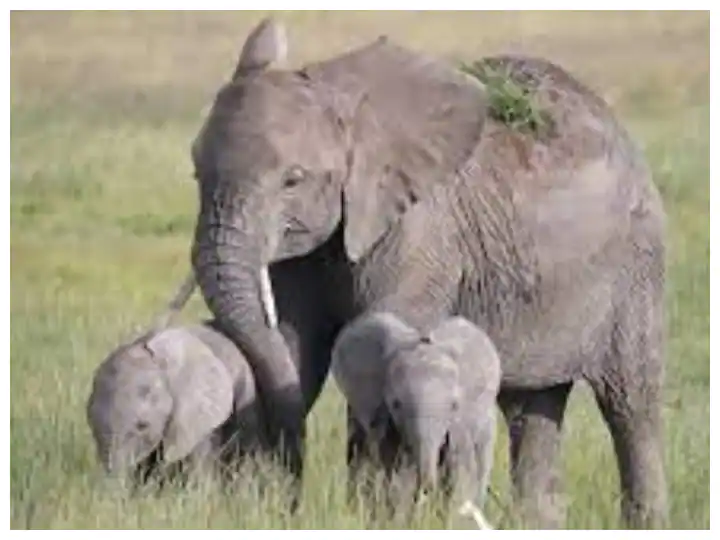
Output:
[
  {"xmin": 97, "ymin": 346, "xmax": 162, "ymax": 393},
  {"xmin": 389, "ymin": 348, "xmax": 457, "ymax": 381},
  {"xmin": 213, "ymin": 72, "xmax": 314, "ymax": 119},
  {"xmin": 198, "ymin": 75, "xmax": 340, "ymax": 173}
]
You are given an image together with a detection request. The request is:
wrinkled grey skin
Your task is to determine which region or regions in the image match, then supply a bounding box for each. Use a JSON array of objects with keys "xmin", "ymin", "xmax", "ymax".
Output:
[
  {"xmin": 86, "ymin": 321, "xmax": 267, "ymax": 484},
  {"xmin": 385, "ymin": 317, "xmax": 500, "ymax": 507},
  {"xmin": 331, "ymin": 312, "xmax": 500, "ymax": 519},
  {"xmin": 188, "ymin": 17, "xmax": 667, "ymax": 528}
]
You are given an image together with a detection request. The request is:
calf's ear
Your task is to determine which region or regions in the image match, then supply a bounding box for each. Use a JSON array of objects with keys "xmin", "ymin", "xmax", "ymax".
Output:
[{"xmin": 145, "ymin": 331, "xmax": 234, "ymax": 463}]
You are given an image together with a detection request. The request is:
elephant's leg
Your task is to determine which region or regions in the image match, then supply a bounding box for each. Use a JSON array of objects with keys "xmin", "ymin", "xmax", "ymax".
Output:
[
  {"xmin": 436, "ymin": 435, "xmax": 473, "ymax": 528},
  {"xmin": 276, "ymin": 317, "xmax": 338, "ymax": 417},
  {"xmin": 588, "ymin": 380, "xmax": 667, "ymax": 529},
  {"xmin": 265, "ymin": 256, "xmax": 343, "ymax": 507},
  {"xmin": 346, "ymin": 410, "xmax": 403, "ymax": 523},
  {"xmin": 497, "ymin": 383, "xmax": 573, "ymax": 529},
  {"xmin": 184, "ymin": 436, "xmax": 224, "ymax": 485},
  {"xmin": 377, "ymin": 425, "xmax": 410, "ymax": 522},
  {"xmin": 586, "ymin": 279, "xmax": 667, "ymax": 529},
  {"xmin": 472, "ymin": 412, "xmax": 498, "ymax": 513},
  {"xmin": 131, "ymin": 449, "xmax": 163, "ymax": 491},
  {"xmin": 346, "ymin": 408, "xmax": 374, "ymax": 504},
  {"xmin": 270, "ymin": 247, "xmax": 346, "ymax": 415},
  {"xmin": 276, "ymin": 309, "xmax": 337, "ymax": 502}
]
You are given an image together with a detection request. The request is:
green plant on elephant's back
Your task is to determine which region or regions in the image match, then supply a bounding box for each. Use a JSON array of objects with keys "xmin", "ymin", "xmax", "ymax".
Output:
[{"xmin": 461, "ymin": 60, "xmax": 555, "ymax": 138}]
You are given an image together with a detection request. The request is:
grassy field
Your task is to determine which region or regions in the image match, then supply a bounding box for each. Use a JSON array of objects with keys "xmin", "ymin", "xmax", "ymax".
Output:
[{"xmin": 9, "ymin": 11, "xmax": 709, "ymax": 529}]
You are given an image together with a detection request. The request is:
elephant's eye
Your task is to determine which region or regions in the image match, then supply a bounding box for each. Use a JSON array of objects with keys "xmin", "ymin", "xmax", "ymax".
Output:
[
  {"xmin": 282, "ymin": 165, "xmax": 308, "ymax": 188},
  {"xmin": 390, "ymin": 398, "xmax": 402, "ymax": 411},
  {"xmin": 135, "ymin": 420, "xmax": 149, "ymax": 432},
  {"xmin": 450, "ymin": 401, "xmax": 459, "ymax": 412}
]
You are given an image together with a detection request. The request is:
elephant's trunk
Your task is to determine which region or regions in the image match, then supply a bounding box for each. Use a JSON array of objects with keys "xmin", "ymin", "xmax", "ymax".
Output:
[
  {"xmin": 102, "ymin": 439, "xmax": 155, "ymax": 481},
  {"xmin": 418, "ymin": 442, "xmax": 441, "ymax": 491},
  {"xmin": 412, "ymin": 421, "xmax": 446, "ymax": 492},
  {"xmin": 191, "ymin": 206, "xmax": 304, "ymax": 473}
]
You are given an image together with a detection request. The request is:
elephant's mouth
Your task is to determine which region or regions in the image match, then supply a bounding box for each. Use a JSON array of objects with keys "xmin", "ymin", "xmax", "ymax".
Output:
[
  {"xmin": 400, "ymin": 427, "xmax": 452, "ymax": 461},
  {"xmin": 284, "ymin": 217, "xmax": 310, "ymax": 236},
  {"xmin": 410, "ymin": 430, "xmax": 452, "ymax": 497},
  {"xmin": 276, "ymin": 218, "xmax": 321, "ymax": 261}
]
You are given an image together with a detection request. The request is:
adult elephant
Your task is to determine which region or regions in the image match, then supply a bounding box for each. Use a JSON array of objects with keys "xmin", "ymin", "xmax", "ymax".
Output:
[{"xmin": 188, "ymin": 18, "xmax": 667, "ymax": 528}]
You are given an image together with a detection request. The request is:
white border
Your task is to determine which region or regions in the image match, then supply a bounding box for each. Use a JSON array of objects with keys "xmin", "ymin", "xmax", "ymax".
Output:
[
  {"xmin": 3, "ymin": 7, "xmax": 11, "ymax": 534},
  {"xmin": 4, "ymin": 3, "xmax": 718, "ymax": 10},
  {"xmin": 5, "ymin": 5, "xmax": 716, "ymax": 535},
  {"xmin": 707, "ymin": 6, "xmax": 717, "ymax": 536}
]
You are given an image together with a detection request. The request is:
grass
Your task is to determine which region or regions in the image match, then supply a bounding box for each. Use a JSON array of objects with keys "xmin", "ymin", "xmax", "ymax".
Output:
[
  {"xmin": 9, "ymin": 11, "xmax": 709, "ymax": 529},
  {"xmin": 461, "ymin": 59, "xmax": 555, "ymax": 136}
]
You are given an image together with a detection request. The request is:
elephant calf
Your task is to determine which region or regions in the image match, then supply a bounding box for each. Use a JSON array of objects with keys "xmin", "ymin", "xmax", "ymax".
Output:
[
  {"xmin": 86, "ymin": 321, "xmax": 268, "ymax": 485},
  {"xmin": 331, "ymin": 311, "xmax": 501, "ymax": 529}
]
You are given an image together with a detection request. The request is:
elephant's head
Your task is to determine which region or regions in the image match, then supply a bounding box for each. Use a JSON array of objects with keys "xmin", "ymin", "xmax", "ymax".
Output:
[
  {"xmin": 86, "ymin": 329, "xmax": 234, "ymax": 478},
  {"xmin": 384, "ymin": 337, "xmax": 461, "ymax": 491},
  {"xmin": 190, "ymin": 17, "xmax": 487, "ymax": 445}
]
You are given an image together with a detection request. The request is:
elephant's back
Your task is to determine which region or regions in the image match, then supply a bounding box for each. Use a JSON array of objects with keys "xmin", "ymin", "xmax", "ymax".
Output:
[
  {"xmin": 471, "ymin": 55, "xmax": 651, "ymax": 188},
  {"xmin": 186, "ymin": 321, "xmax": 254, "ymax": 385}
]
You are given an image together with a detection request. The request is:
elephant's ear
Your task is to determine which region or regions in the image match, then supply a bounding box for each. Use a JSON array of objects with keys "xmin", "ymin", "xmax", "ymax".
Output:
[
  {"xmin": 340, "ymin": 42, "xmax": 488, "ymax": 261},
  {"xmin": 426, "ymin": 317, "xmax": 480, "ymax": 360},
  {"xmin": 331, "ymin": 312, "xmax": 421, "ymax": 432},
  {"xmin": 145, "ymin": 330, "xmax": 234, "ymax": 463},
  {"xmin": 231, "ymin": 17, "xmax": 288, "ymax": 80},
  {"xmin": 429, "ymin": 317, "xmax": 502, "ymax": 397}
]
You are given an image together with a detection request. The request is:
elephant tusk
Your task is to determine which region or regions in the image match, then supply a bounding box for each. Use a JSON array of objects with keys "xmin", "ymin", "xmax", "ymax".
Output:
[
  {"xmin": 259, "ymin": 266, "xmax": 278, "ymax": 328},
  {"xmin": 458, "ymin": 500, "xmax": 494, "ymax": 530}
]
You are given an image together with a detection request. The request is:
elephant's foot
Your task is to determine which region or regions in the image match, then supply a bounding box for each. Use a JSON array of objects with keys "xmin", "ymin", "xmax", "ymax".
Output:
[{"xmin": 458, "ymin": 500, "xmax": 493, "ymax": 530}]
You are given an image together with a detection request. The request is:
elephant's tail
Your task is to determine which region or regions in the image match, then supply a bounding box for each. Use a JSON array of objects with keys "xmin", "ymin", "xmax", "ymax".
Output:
[{"xmin": 148, "ymin": 271, "xmax": 197, "ymax": 334}]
